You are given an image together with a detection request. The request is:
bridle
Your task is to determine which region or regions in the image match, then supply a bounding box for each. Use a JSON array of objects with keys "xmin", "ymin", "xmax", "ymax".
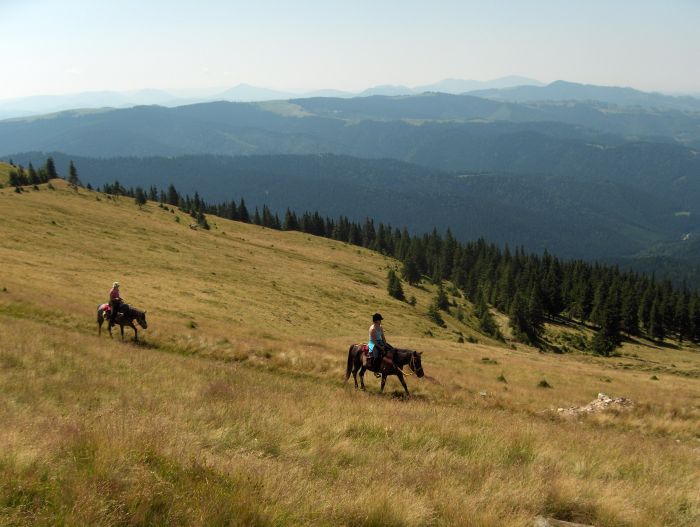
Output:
[{"xmin": 394, "ymin": 351, "xmax": 422, "ymax": 377}]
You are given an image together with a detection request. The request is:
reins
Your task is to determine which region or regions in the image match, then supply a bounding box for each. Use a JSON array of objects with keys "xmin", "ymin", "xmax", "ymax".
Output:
[{"xmin": 393, "ymin": 352, "xmax": 416, "ymax": 376}]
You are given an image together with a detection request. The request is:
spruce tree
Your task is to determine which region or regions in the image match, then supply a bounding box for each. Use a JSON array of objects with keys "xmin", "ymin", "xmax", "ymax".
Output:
[
  {"xmin": 427, "ymin": 300, "xmax": 445, "ymax": 326},
  {"xmin": 401, "ymin": 257, "xmax": 421, "ymax": 285},
  {"xmin": 134, "ymin": 187, "xmax": 147, "ymax": 206},
  {"xmin": 509, "ymin": 292, "xmax": 531, "ymax": 344},
  {"xmin": 283, "ymin": 208, "xmax": 299, "ymax": 230},
  {"xmin": 649, "ymin": 299, "xmax": 665, "ymax": 342},
  {"xmin": 68, "ymin": 161, "xmax": 80, "ymax": 187},
  {"xmin": 166, "ymin": 184, "xmax": 179, "ymax": 206},
  {"xmin": 435, "ymin": 282, "xmax": 449, "ymax": 311},
  {"xmin": 387, "ymin": 269, "xmax": 405, "ymax": 301},
  {"xmin": 27, "ymin": 163, "xmax": 39, "ymax": 185},
  {"xmin": 621, "ymin": 285, "xmax": 640, "ymax": 336},
  {"xmin": 45, "ymin": 157, "xmax": 58, "ymax": 179},
  {"xmin": 238, "ymin": 199, "xmax": 250, "ymax": 223},
  {"xmin": 674, "ymin": 292, "xmax": 690, "ymax": 343},
  {"xmin": 526, "ymin": 283, "xmax": 545, "ymax": 345},
  {"xmin": 591, "ymin": 296, "xmax": 622, "ymax": 356}
]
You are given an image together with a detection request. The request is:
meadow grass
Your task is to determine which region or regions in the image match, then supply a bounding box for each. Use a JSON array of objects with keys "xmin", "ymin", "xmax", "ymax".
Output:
[
  {"xmin": 0, "ymin": 181, "xmax": 698, "ymax": 526},
  {"xmin": 0, "ymin": 161, "xmax": 14, "ymax": 186}
]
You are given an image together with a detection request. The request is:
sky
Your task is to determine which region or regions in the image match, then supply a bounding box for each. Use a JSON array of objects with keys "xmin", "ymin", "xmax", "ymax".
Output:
[{"xmin": 1, "ymin": 0, "xmax": 699, "ymax": 100}]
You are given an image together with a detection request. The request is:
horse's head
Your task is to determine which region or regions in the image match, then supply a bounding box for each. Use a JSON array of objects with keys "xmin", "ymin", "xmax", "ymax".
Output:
[
  {"xmin": 411, "ymin": 351, "xmax": 424, "ymax": 378},
  {"xmin": 137, "ymin": 310, "xmax": 148, "ymax": 329}
]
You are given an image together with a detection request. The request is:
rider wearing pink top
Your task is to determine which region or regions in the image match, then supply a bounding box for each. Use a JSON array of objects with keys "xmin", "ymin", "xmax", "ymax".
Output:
[{"xmin": 109, "ymin": 281, "xmax": 122, "ymax": 326}]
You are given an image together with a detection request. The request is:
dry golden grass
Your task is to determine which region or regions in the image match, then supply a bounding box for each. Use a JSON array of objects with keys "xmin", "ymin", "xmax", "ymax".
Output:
[
  {"xmin": 1, "ymin": 181, "xmax": 699, "ymax": 526},
  {"xmin": 0, "ymin": 161, "xmax": 14, "ymax": 186}
]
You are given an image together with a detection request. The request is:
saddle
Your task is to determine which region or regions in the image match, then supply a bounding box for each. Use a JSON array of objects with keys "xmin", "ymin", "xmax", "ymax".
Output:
[{"xmin": 366, "ymin": 347, "xmax": 394, "ymax": 374}]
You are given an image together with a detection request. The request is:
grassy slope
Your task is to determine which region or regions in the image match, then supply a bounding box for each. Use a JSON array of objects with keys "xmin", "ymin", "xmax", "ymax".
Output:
[
  {"xmin": 0, "ymin": 161, "xmax": 13, "ymax": 185},
  {"xmin": 0, "ymin": 181, "xmax": 698, "ymax": 526}
]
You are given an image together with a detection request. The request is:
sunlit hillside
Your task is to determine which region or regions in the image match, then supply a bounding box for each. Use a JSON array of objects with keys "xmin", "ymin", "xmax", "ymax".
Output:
[
  {"xmin": 1, "ymin": 180, "xmax": 698, "ymax": 526},
  {"xmin": 0, "ymin": 161, "xmax": 13, "ymax": 185}
]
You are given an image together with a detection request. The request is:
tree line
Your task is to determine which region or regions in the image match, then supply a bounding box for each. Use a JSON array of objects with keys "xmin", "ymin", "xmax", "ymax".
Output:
[
  {"xmin": 9, "ymin": 158, "xmax": 700, "ymax": 353},
  {"xmin": 104, "ymin": 179, "xmax": 700, "ymax": 353}
]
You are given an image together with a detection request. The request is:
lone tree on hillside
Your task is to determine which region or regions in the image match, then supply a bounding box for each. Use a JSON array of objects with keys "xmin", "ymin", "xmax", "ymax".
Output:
[
  {"xmin": 45, "ymin": 157, "xmax": 58, "ymax": 179},
  {"xmin": 68, "ymin": 160, "xmax": 80, "ymax": 187},
  {"xmin": 434, "ymin": 282, "xmax": 450, "ymax": 311},
  {"xmin": 387, "ymin": 269, "xmax": 405, "ymax": 301}
]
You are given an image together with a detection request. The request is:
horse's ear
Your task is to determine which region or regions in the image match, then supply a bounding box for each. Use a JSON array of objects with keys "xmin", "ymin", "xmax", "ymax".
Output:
[{"xmin": 418, "ymin": 351, "xmax": 423, "ymax": 355}]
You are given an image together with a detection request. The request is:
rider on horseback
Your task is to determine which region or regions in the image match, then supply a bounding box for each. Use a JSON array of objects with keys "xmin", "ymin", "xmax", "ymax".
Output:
[
  {"xmin": 109, "ymin": 281, "xmax": 123, "ymax": 327},
  {"xmin": 368, "ymin": 313, "xmax": 392, "ymax": 374}
]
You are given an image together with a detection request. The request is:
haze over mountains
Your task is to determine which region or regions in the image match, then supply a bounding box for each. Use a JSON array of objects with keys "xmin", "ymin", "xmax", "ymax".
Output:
[
  {"xmin": 3, "ymin": 78, "xmax": 700, "ymax": 284},
  {"xmin": 0, "ymin": 76, "xmax": 541, "ymax": 119}
]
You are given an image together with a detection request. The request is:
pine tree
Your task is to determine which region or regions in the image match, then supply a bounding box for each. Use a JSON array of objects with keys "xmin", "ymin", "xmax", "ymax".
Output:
[
  {"xmin": 527, "ymin": 283, "xmax": 545, "ymax": 344},
  {"xmin": 166, "ymin": 184, "xmax": 179, "ymax": 206},
  {"xmin": 387, "ymin": 269, "xmax": 405, "ymax": 301},
  {"xmin": 401, "ymin": 257, "xmax": 421, "ymax": 285},
  {"xmin": 591, "ymin": 296, "xmax": 622, "ymax": 356},
  {"xmin": 649, "ymin": 299, "xmax": 665, "ymax": 342},
  {"xmin": 238, "ymin": 199, "xmax": 250, "ymax": 223},
  {"xmin": 674, "ymin": 292, "xmax": 690, "ymax": 343},
  {"xmin": 45, "ymin": 157, "xmax": 58, "ymax": 179},
  {"xmin": 509, "ymin": 292, "xmax": 531, "ymax": 343},
  {"xmin": 67, "ymin": 160, "xmax": 80, "ymax": 187},
  {"xmin": 283, "ymin": 208, "xmax": 299, "ymax": 230},
  {"xmin": 689, "ymin": 295, "xmax": 700, "ymax": 343},
  {"xmin": 427, "ymin": 301, "xmax": 445, "ymax": 326},
  {"xmin": 27, "ymin": 163, "xmax": 39, "ymax": 185},
  {"xmin": 435, "ymin": 282, "xmax": 449, "ymax": 311},
  {"xmin": 621, "ymin": 285, "xmax": 640, "ymax": 336},
  {"xmin": 134, "ymin": 187, "xmax": 147, "ymax": 206}
]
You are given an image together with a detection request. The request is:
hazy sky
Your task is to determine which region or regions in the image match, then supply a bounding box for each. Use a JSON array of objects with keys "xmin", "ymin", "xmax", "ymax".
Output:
[{"xmin": 1, "ymin": 0, "xmax": 699, "ymax": 99}]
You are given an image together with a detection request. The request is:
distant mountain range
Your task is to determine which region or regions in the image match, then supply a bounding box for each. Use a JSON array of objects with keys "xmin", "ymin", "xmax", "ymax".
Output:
[
  {"xmin": 3, "ymin": 81, "xmax": 700, "ymax": 284},
  {"xmin": 468, "ymin": 80, "xmax": 700, "ymax": 113},
  {"xmin": 0, "ymin": 76, "xmax": 544, "ymax": 119}
]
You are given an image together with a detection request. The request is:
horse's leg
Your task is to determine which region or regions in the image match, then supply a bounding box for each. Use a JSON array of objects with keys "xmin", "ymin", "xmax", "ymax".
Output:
[
  {"xmin": 352, "ymin": 362, "xmax": 359, "ymax": 389},
  {"xmin": 397, "ymin": 372, "xmax": 410, "ymax": 396},
  {"xmin": 380, "ymin": 374, "xmax": 387, "ymax": 392},
  {"xmin": 120, "ymin": 323, "xmax": 125, "ymax": 340},
  {"xmin": 132, "ymin": 322, "xmax": 138, "ymax": 342},
  {"xmin": 98, "ymin": 314, "xmax": 102, "ymax": 336},
  {"xmin": 359, "ymin": 367, "xmax": 366, "ymax": 390}
]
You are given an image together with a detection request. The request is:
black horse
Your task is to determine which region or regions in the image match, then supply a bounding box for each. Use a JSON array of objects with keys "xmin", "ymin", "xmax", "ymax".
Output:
[
  {"xmin": 97, "ymin": 303, "xmax": 148, "ymax": 341},
  {"xmin": 345, "ymin": 345, "xmax": 424, "ymax": 396}
]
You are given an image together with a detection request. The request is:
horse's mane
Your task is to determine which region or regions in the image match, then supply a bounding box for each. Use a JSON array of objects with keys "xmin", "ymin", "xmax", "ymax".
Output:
[{"xmin": 126, "ymin": 306, "xmax": 145, "ymax": 317}]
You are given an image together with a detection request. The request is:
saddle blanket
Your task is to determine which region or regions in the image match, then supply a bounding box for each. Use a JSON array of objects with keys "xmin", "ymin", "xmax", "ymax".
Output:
[{"xmin": 100, "ymin": 303, "xmax": 111, "ymax": 313}]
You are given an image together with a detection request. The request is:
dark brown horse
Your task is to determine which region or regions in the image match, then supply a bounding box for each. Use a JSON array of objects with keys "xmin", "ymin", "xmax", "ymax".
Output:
[
  {"xmin": 345, "ymin": 345, "xmax": 424, "ymax": 396},
  {"xmin": 97, "ymin": 303, "xmax": 148, "ymax": 341}
]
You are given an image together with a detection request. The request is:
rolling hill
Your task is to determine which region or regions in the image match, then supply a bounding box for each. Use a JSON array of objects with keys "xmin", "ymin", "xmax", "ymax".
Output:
[
  {"xmin": 7, "ymin": 152, "xmax": 700, "ymax": 267},
  {"xmin": 1, "ymin": 179, "xmax": 698, "ymax": 526}
]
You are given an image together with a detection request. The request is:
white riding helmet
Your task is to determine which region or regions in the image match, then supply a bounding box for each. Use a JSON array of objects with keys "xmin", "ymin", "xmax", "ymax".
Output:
[{"xmin": 113, "ymin": 281, "xmax": 120, "ymax": 288}]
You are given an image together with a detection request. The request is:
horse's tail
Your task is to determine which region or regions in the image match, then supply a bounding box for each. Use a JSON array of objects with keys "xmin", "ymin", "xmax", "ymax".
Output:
[{"xmin": 345, "ymin": 345, "xmax": 355, "ymax": 382}]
